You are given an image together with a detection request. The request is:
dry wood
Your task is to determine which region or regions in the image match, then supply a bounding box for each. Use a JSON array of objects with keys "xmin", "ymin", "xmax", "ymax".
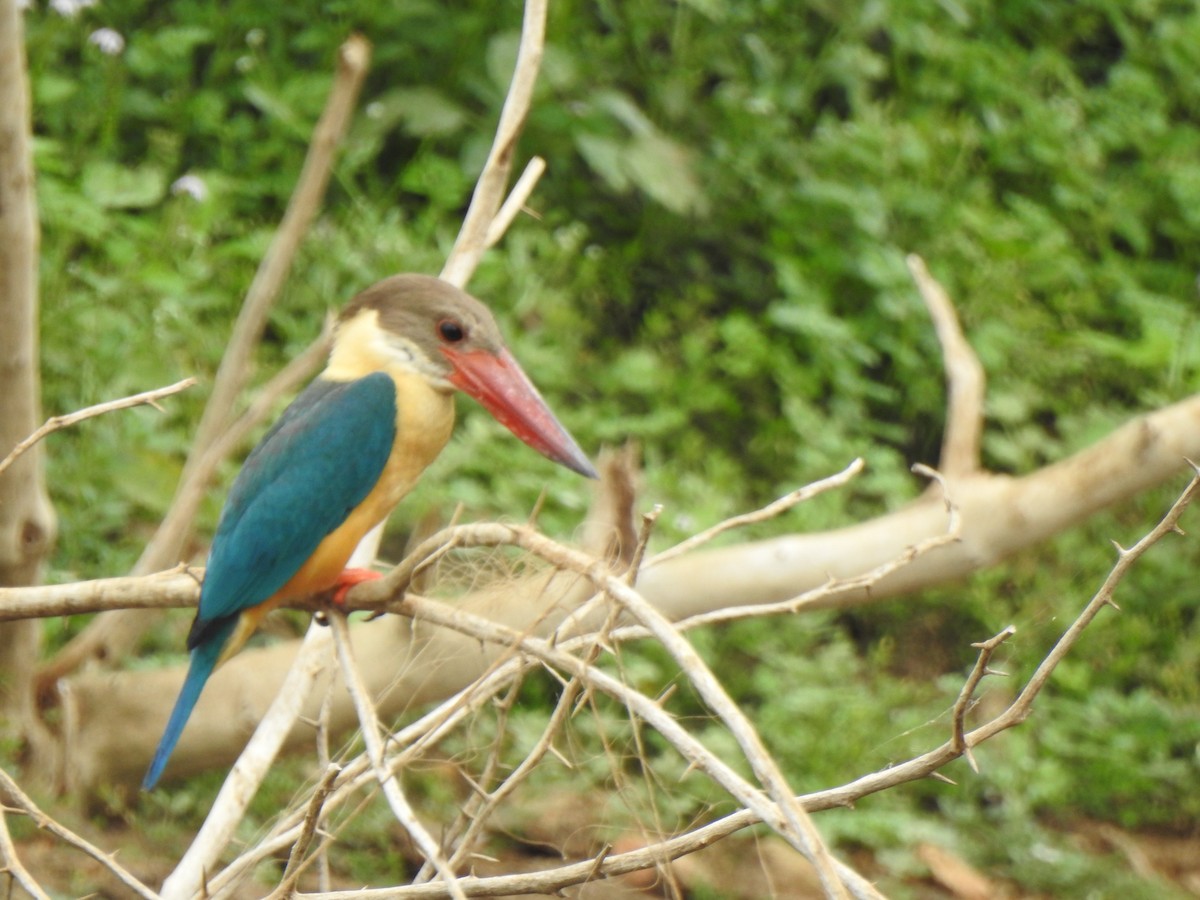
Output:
[{"xmin": 907, "ymin": 254, "xmax": 985, "ymax": 476}]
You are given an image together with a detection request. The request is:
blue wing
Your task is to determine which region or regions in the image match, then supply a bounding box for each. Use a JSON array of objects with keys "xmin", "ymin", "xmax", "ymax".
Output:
[
  {"xmin": 145, "ymin": 372, "xmax": 397, "ymax": 788},
  {"xmin": 188, "ymin": 372, "xmax": 397, "ymax": 646}
]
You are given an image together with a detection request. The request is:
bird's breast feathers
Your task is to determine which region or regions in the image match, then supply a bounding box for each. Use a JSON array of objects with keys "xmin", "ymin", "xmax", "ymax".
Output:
[{"xmin": 276, "ymin": 368, "xmax": 455, "ymax": 599}]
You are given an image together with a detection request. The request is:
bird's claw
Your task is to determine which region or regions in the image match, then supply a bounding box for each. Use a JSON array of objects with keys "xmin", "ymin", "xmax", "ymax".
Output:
[{"xmin": 331, "ymin": 567, "xmax": 383, "ymax": 608}]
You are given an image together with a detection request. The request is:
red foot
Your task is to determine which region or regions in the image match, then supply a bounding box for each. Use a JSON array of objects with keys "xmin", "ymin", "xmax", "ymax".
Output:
[{"xmin": 331, "ymin": 567, "xmax": 383, "ymax": 607}]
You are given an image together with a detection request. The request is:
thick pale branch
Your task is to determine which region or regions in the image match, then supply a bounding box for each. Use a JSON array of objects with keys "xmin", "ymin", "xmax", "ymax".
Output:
[
  {"xmin": 636, "ymin": 393, "xmax": 1200, "ymax": 620},
  {"xmin": 8, "ymin": 387, "xmax": 1199, "ymax": 635}
]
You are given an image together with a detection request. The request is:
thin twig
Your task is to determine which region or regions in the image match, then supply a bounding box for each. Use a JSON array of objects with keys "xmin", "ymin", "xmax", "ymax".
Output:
[
  {"xmin": 413, "ymin": 677, "xmax": 526, "ymax": 884},
  {"xmin": 483, "ymin": 156, "xmax": 546, "ymax": 249},
  {"xmin": 0, "ymin": 379, "xmax": 195, "ymax": 479},
  {"xmin": 269, "ymin": 763, "xmax": 343, "ymax": 899},
  {"xmin": 0, "ymin": 767, "xmax": 159, "ymax": 899},
  {"xmin": 970, "ymin": 466, "xmax": 1200, "ymax": 740},
  {"xmin": 626, "ymin": 504, "xmax": 661, "ymax": 585},
  {"xmin": 647, "ymin": 458, "xmax": 864, "ymax": 567},
  {"xmin": 672, "ymin": 464, "xmax": 961, "ymax": 628},
  {"xmin": 0, "ymin": 797, "xmax": 52, "ymax": 900},
  {"xmin": 951, "ymin": 626, "xmax": 1016, "ymax": 772},
  {"xmin": 445, "ymin": 670, "xmax": 585, "ymax": 877}
]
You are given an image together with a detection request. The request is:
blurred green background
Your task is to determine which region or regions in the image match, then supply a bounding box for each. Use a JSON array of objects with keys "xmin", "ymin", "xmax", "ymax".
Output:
[{"xmin": 19, "ymin": 0, "xmax": 1200, "ymax": 895}]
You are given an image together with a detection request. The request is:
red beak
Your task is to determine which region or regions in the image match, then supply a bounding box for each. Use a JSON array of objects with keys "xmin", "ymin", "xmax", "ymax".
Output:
[{"xmin": 443, "ymin": 347, "xmax": 598, "ymax": 479}]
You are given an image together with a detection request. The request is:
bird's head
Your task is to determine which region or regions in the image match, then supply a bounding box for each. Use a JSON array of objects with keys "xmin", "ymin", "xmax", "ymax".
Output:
[{"xmin": 331, "ymin": 274, "xmax": 597, "ymax": 479}]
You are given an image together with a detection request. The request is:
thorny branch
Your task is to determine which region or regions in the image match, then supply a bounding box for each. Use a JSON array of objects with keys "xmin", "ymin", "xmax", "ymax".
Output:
[
  {"xmin": 0, "ymin": 766, "xmax": 157, "ymax": 899},
  {"xmin": 156, "ymin": 468, "xmax": 1195, "ymax": 898},
  {"xmin": 273, "ymin": 470, "xmax": 1194, "ymax": 898}
]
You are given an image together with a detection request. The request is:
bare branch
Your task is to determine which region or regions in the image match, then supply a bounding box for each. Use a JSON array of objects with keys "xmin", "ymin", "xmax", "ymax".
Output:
[
  {"xmin": 0, "ymin": 767, "xmax": 159, "ymax": 899},
  {"xmin": 906, "ymin": 254, "xmax": 984, "ymax": 476},
  {"xmin": 329, "ymin": 612, "xmax": 468, "ymax": 900},
  {"xmin": 440, "ymin": 0, "xmax": 547, "ymax": 288},
  {"xmin": 951, "ymin": 626, "xmax": 1016, "ymax": 772},
  {"xmin": 647, "ymin": 458, "xmax": 865, "ymax": 568},
  {"xmin": 160, "ymin": 623, "xmax": 334, "ymax": 900},
  {"xmin": 0, "ymin": 379, "xmax": 196, "ymax": 480},
  {"xmin": 484, "ymin": 156, "xmax": 546, "ymax": 249}
]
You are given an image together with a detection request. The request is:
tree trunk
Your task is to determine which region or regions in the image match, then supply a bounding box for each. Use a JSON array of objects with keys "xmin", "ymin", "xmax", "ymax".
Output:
[{"xmin": 0, "ymin": 0, "xmax": 57, "ymax": 743}]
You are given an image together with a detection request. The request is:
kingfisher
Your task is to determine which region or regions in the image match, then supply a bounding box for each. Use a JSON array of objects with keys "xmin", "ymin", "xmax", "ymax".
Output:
[{"xmin": 143, "ymin": 274, "xmax": 596, "ymax": 789}]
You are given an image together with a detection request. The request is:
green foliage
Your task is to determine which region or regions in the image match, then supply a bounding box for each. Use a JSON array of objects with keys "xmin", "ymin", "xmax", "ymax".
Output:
[{"xmin": 18, "ymin": 0, "xmax": 1200, "ymax": 894}]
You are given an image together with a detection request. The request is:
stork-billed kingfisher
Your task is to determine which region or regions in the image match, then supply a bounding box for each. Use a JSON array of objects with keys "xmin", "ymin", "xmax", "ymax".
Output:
[{"xmin": 143, "ymin": 274, "xmax": 596, "ymax": 789}]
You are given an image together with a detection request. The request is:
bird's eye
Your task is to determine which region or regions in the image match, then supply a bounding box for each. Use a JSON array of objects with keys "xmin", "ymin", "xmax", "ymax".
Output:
[{"xmin": 438, "ymin": 319, "xmax": 466, "ymax": 343}]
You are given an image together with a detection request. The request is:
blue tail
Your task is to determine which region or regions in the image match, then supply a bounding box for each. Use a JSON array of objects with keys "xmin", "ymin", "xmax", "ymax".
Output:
[{"xmin": 142, "ymin": 628, "xmax": 230, "ymax": 790}]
